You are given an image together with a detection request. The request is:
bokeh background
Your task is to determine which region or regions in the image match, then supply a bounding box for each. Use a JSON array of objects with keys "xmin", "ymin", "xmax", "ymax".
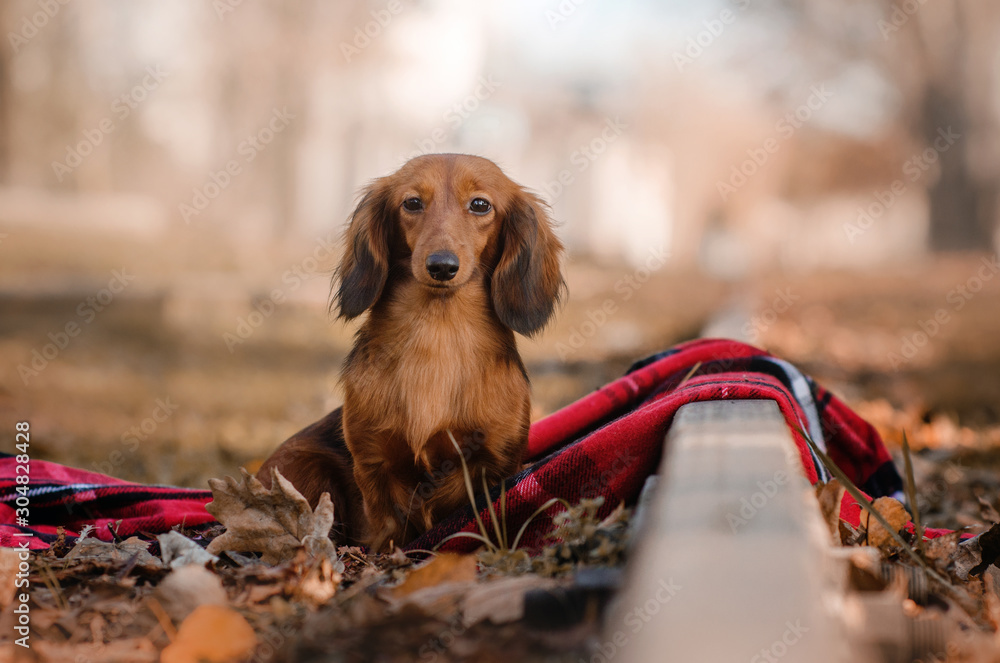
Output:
[{"xmin": 1, "ymin": 0, "xmax": 999, "ymax": 511}]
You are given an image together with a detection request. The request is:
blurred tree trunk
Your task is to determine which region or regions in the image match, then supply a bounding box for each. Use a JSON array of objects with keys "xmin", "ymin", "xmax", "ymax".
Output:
[
  {"xmin": 912, "ymin": 2, "xmax": 995, "ymax": 251},
  {"xmin": 771, "ymin": 0, "xmax": 999, "ymax": 252},
  {"xmin": 921, "ymin": 84, "xmax": 993, "ymax": 250}
]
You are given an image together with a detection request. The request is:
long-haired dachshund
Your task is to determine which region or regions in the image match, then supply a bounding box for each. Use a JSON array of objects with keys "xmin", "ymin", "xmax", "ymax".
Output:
[{"xmin": 257, "ymin": 154, "xmax": 564, "ymax": 551}]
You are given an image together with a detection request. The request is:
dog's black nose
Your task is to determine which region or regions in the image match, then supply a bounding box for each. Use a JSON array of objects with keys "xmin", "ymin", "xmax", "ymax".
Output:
[{"xmin": 426, "ymin": 251, "xmax": 460, "ymax": 281}]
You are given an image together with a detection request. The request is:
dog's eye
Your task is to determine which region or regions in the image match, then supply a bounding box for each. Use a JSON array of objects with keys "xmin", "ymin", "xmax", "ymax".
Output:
[
  {"xmin": 469, "ymin": 198, "xmax": 492, "ymax": 215},
  {"xmin": 402, "ymin": 197, "xmax": 423, "ymax": 212}
]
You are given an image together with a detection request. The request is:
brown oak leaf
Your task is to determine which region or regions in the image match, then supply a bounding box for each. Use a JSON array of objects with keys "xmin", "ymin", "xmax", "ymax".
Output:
[
  {"xmin": 860, "ymin": 496, "xmax": 911, "ymax": 550},
  {"xmin": 205, "ymin": 467, "xmax": 336, "ymax": 565}
]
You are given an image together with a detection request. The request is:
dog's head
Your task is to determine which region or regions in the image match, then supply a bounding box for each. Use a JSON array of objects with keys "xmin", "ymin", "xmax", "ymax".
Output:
[{"xmin": 333, "ymin": 153, "xmax": 564, "ymax": 336}]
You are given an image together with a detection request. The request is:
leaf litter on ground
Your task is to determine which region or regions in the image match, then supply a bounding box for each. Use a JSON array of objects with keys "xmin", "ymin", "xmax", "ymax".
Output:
[
  {"xmin": 807, "ymin": 426, "xmax": 1000, "ymax": 660},
  {"xmin": 12, "ymin": 465, "xmax": 636, "ymax": 662},
  {"xmin": 13, "ymin": 446, "xmax": 1000, "ymax": 662}
]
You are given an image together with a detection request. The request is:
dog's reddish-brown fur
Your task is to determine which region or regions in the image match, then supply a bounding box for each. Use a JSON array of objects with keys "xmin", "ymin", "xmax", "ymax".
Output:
[{"xmin": 257, "ymin": 154, "xmax": 564, "ymax": 551}]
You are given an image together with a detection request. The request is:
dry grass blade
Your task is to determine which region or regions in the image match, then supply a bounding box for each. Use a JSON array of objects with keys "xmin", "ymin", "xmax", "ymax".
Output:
[
  {"xmin": 35, "ymin": 559, "xmax": 69, "ymax": 611},
  {"xmin": 442, "ymin": 431, "xmax": 568, "ymax": 555},
  {"xmin": 346, "ymin": 550, "xmax": 376, "ymax": 567},
  {"xmin": 434, "ymin": 531, "xmax": 497, "ymax": 551},
  {"xmin": 447, "ymin": 430, "xmax": 491, "ymax": 548},
  {"xmin": 483, "ymin": 472, "xmax": 505, "ymax": 548},
  {"xmin": 901, "ymin": 430, "xmax": 925, "ymax": 553},
  {"xmin": 675, "ymin": 361, "xmax": 702, "ymax": 389},
  {"xmin": 798, "ymin": 426, "xmax": 953, "ymax": 589},
  {"xmin": 511, "ymin": 497, "xmax": 570, "ymax": 551},
  {"xmin": 500, "ymin": 481, "xmax": 509, "ymax": 550},
  {"xmin": 436, "ymin": 497, "xmax": 570, "ymax": 554}
]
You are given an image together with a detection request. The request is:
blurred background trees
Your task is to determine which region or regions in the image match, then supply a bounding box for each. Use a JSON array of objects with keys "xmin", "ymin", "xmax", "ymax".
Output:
[
  {"xmin": 766, "ymin": 0, "xmax": 999, "ymax": 252},
  {"xmin": 1, "ymin": 0, "xmax": 999, "ymax": 486},
  {"xmin": 0, "ymin": 0, "xmax": 995, "ymax": 263}
]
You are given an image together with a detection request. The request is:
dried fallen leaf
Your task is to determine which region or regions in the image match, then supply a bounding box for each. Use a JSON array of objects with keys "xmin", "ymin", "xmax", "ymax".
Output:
[
  {"xmin": 241, "ymin": 582, "xmax": 285, "ymax": 607},
  {"xmin": 205, "ymin": 467, "xmax": 336, "ymax": 565},
  {"xmin": 386, "ymin": 580, "xmax": 471, "ymax": 619},
  {"xmin": 294, "ymin": 553, "xmax": 341, "ymax": 606},
  {"xmin": 985, "ymin": 567, "xmax": 1000, "ymax": 624},
  {"xmin": 63, "ymin": 535, "xmax": 163, "ymax": 571},
  {"xmin": 462, "ymin": 574, "xmax": 560, "ymax": 627},
  {"xmin": 160, "ymin": 604, "xmax": 257, "ymax": 663},
  {"xmin": 153, "ymin": 564, "xmax": 229, "ymax": 622},
  {"xmin": 815, "ymin": 479, "xmax": 845, "ymax": 542},
  {"xmin": 839, "ymin": 519, "xmax": 864, "ymax": 547},
  {"xmin": 921, "ymin": 530, "xmax": 965, "ymax": 573},
  {"xmin": 860, "ymin": 497, "xmax": 911, "ymax": 550},
  {"xmin": 391, "ymin": 553, "xmax": 478, "ymax": 599},
  {"xmin": 977, "ymin": 496, "xmax": 1000, "ymax": 525},
  {"xmin": 158, "ymin": 530, "xmax": 219, "ymax": 569},
  {"xmin": 955, "ymin": 523, "xmax": 1000, "ymax": 581}
]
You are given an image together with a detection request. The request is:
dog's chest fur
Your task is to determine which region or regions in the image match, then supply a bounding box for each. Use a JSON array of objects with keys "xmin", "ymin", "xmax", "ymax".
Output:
[{"xmin": 343, "ymin": 277, "xmax": 525, "ymax": 454}]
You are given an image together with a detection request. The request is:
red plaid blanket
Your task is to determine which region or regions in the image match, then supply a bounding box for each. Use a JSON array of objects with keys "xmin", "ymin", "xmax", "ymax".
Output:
[{"xmin": 0, "ymin": 339, "xmax": 911, "ymax": 552}]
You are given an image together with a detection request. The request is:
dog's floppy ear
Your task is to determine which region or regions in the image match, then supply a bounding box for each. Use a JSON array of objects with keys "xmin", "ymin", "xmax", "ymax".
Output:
[
  {"xmin": 491, "ymin": 190, "xmax": 565, "ymax": 336},
  {"xmin": 333, "ymin": 180, "xmax": 394, "ymax": 319}
]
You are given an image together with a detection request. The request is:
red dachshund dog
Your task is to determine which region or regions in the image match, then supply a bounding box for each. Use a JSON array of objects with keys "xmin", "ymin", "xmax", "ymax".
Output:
[{"xmin": 257, "ymin": 154, "xmax": 564, "ymax": 551}]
